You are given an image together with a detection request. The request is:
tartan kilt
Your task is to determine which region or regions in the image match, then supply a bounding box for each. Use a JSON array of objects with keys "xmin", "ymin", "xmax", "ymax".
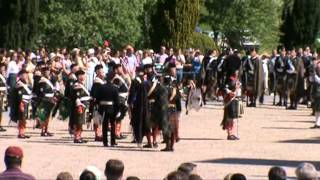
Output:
[
  {"xmin": 36, "ymin": 99, "xmax": 56, "ymax": 122},
  {"xmin": 225, "ymin": 99, "xmax": 241, "ymax": 120}
]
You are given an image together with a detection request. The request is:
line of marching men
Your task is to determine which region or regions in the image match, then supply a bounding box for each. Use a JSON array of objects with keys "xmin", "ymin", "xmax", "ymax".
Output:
[{"xmin": 0, "ymin": 59, "xmax": 185, "ymax": 151}]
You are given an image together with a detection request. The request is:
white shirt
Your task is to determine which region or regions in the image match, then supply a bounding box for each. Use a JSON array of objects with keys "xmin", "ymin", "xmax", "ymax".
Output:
[{"xmin": 7, "ymin": 60, "xmax": 20, "ymax": 76}]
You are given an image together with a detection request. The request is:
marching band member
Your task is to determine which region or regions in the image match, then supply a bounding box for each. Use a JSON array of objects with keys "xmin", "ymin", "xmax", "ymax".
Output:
[
  {"xmin": 71, "ymin": 70, "xmax": 92, "ymax": 143},
  {"xmin": 221, "ymin": 71, "xmax": 243, "ymax": 140},
  {"xmin": 10, "ymin": 70, "xmax": 32, "ymax": 138}
]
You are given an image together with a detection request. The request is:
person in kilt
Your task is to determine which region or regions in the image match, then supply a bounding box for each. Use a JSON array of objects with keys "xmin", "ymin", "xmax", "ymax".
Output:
[
  {"xmin": 10, "ymin": 70, "xmax": 32, "ymax": 138},
  {"xmin": 162, "ymin": 63, "xmax": 181, "ymax": 151},
  {"xmin": 36, "ymin": 67, "xmax": 58, "ymax": 136},
  {"xmin": 71, "ymin": 70, "xmax": 92, "ymax": 143},
  {"xmin": 221, "ymin": 71, "xmax": 243, "ymax": 140}
]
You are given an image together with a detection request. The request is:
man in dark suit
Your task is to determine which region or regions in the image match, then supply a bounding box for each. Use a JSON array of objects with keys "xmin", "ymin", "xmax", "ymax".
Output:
[{"xmin": 95, "ymin": 78, "xmax": 120, "ymax": 147}]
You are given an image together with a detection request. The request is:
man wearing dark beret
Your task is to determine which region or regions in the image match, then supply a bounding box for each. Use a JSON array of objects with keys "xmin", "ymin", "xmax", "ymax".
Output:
[
  {"xmin": 9, "ymin": 70, "xmax": 32, "ymax": 138},
  {"xmin": 0, "ymin": 146, "xmax": 35, "ymax": 180}
]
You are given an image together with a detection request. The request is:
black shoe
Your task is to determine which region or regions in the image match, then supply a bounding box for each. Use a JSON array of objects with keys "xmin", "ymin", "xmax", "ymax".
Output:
[
  {"xmin": 111, "ymin": 142, "xmax": 118, "ymax": 147},
  {"xmin": 227, "ymin": 135, "xmax": 239, "ymax": 140},
  {"xmin": 153, "ymin": 142, "xmax": 159, "ymax": 148},
  {"xmin": 176, "ymin": 137, "xmax": 180, "ymax": 143},
  {"xmin": 18, "ymin": 135, "xmax": 30, "ymax": 139},
  {"xmin": 161, "ymin": 147, "xmax": 173, "ymax": 152},
  {"xmin": 276, "ymin": 102, "xmax": 282, "ymax": 106},
  {"xmin": 41, "ymin": 132, "xmax": 46, "ymax": 137},
  {"xmin": 74, "ymin": 139, "xmax": 87, "ymax": 143},
  {"xmin": 131, "ymin": 139, "xmax": 137, "ymax": 143},
  {"xmin": 310, "ymin": 125, "xmax": 320, "ymax": 129},
  {"xmin": 143, "ymin": 143, "xmax": 153, "ymax": 148},
  {"xmin": 0, "ymin": 126, "xmax": 6, "ymax": 132}
]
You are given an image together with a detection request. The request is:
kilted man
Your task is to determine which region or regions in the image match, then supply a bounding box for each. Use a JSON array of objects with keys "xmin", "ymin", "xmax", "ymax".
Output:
[
  {"xmin": 143, "ymin": 63, "xmax": 169, "ymax": 148},
  {"xmin": 10, "ymin": 70, "xmax": 32, "ymax": 138},
  {"xmin": 0, "ymin": 63, "xmax": 7, "ymax": 132},
  {"xmin": 95, "ymin": 76, "xmax": 120, "ymax": 147},
  {"xmin": 243, "ymin": 49, "xmax": 263, "ymax": 107},
  {"xmin": 285, "ymin": 49, "xmax": 305, "ymax": 109},
  {"xmin": 111, "ymin": 64, "xmax": 130, "ymax": 139},
  {"xmin": 64, "ymin": 64, "xmax": 80, "ymax": 134},
  {"xmin": 221, "ymin": 71, "xmax": 243, "ymax": 140},
  {"xmin": 311, "ymin": 62, "xmax": 320, "ymax": 129},
  {"xmin": 90, "ymin": 65, "xmax": 105, "ymax": 141},
  {"xmin": 162, "ymin": 63, "xmax": 181, "ymax": 151},
  {"xmin": 71, "ymin": 70, "xmax": 92, "ymax": 143},
  {"xmin": 36, "ymin": 67, "xmax": 58, "ymax": 136}
]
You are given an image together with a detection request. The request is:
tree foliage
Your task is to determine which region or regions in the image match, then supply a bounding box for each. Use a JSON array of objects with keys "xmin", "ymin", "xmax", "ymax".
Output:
[
  {"xmin": 150, "ymin": 0, "xmax": 200, "ymax": 50},
  {"xmin": 39, "ymin": 0, "xmax": 147, "ymax": 49},
  {"xmin": 200, "ymin": 0, "xmax": 282, "ymax": 51},
  {"xmin": 0, "ymin": 0, "xmax": 39, "ymax": 49},
  {"xmin": 281, "ymin": 0, "xmax": 320, "ymax": 49}
]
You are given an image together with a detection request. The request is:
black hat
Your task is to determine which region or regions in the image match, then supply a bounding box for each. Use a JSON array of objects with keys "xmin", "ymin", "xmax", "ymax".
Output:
[
  {"xmin": 18, "ymin": 69, "xmax": 28, "ymax": 76},
  {"xmin": 75, "ymin": 69, "xmax": 85, "ymax": 76},
  {"xmin": 94, "ymin": 64, "xmax": 103, "ymax": 72}
]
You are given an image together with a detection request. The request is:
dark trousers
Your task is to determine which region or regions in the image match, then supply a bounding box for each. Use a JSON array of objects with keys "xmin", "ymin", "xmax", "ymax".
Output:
[{"xmin": 102, "ymin": 110, "xmax": 116, "ymax": 146}]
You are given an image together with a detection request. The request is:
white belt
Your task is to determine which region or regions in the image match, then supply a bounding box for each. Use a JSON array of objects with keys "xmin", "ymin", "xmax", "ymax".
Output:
[
  {"xmin": 80, "ymin": 96, "xmax": 92, "ymax": 101},
  {"xmin": 119, "ymin": 92, "xmax": 128, "ymax": 98},
  {"xmin": 45, "ymin": 93, "xmax": 54, "ymax": 98},
  {"xmin": 0, "ymin": 87, "xmax": 6, "ymax": 91},
  {"xmin": 22, "ymin": 95, "xmax": 32, "ymax": 100},
  {"xmin": 100, "ymin": 101, "xmax": 113, "ymax": 105}
]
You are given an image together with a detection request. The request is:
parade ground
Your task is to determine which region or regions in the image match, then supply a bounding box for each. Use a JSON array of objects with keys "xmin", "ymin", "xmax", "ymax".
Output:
[{"xmin": 0, "ymin": 97, "xmax": 319, "ymax": 179}]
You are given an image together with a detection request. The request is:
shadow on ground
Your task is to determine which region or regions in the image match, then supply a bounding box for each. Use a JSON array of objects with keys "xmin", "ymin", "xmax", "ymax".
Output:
[
  {"xmin": 195, "ymin": 158, "xmax": 320, "ymax": 168},
  {"xmin": 278, "ymin": 137, "xmax": 320, "ymax": 144}
]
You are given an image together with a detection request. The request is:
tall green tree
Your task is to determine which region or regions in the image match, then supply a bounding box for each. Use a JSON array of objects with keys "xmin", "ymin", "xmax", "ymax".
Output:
[
  {"xmin": 201, "ymin": 0, "xmax": 282, "ymax": 51},
  {"xmin": 281, "ymin": 0, "xmax": 320, "ymax": 49},
  {"xmin": 0, "ymin": 0, "xmax": 39, "ymax": 49},
  {"xmin": 150, "ymin": 0, "xmax": 200, "ymax": 50},
  {"xmin": 39, "ymin": 0, "xmax": 146, "ymax": 50}
]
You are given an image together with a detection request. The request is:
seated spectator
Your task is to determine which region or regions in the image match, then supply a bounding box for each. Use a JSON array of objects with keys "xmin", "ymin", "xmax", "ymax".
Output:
[
  {"xmin": 56, "ymin": 172, "xmax": 73, "ymax": 180},
  {"xmin": 231, "ymin": 173, "xmax": 246, "ymax": 180},
  {"xmin": 80, "ymin": 166, "xmax": 102, "ymax": 180},
  {"xmin": 296, "ymin": 163, "xmax": 318, "ymax": 180},
  {"xmin": 126, "ymin": 176, "xmax": 140, "ymax": 180},
  {"xmin": 268, "ymin": 166, "xmax": 286, "ymax": 180},
  {"xmin": 177, "ymin": 162, "xmax": 197, "ymax": 176},
  {"xmin": 105, "ymin": 159, "xmax": 124, "ymax": 180},
  {"xmin": 0, "ymin": 146, "xmax": 35, "ymax": 180},
  {"xmin": 165, "ymin": 171, "xmax": 188, "ymax": 180},
  {"xmin": 189, "ymin": 174, "xmax": 203, "ymax": 180}
]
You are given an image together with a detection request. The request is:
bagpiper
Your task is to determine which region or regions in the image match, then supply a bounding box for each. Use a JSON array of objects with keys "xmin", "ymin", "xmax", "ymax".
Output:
[
  {"xmin": 162, "ymin": 63, "xmax": 181, "ymax": 151},
  {"xmin": 71, "ymin": 69, "xmax": 92, "ymax": 143},
  {"xmin": 143, "ymin": 63, "xmax": 169, "ymax": 149},
  {"xmin": 36, "ymin": 67, "xmax": 59, "ymax": 136},
  {"xmin": 10, "ymin": 70, "xmax": 32, "ymax": 138},
  {"xmin": 64, "ymin": 64, "xmax": 80, "ymax": 133},
  {"xmin": 221, "ymin": 71, "xmax": 243, "ymax": 140},
  {"xmin": 111, "ymin": 63, "xmax": 130, "ymax": 139},
  {"xmin": 0, "ymin": 63, "xmax": 7, "ymax": 132}
]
